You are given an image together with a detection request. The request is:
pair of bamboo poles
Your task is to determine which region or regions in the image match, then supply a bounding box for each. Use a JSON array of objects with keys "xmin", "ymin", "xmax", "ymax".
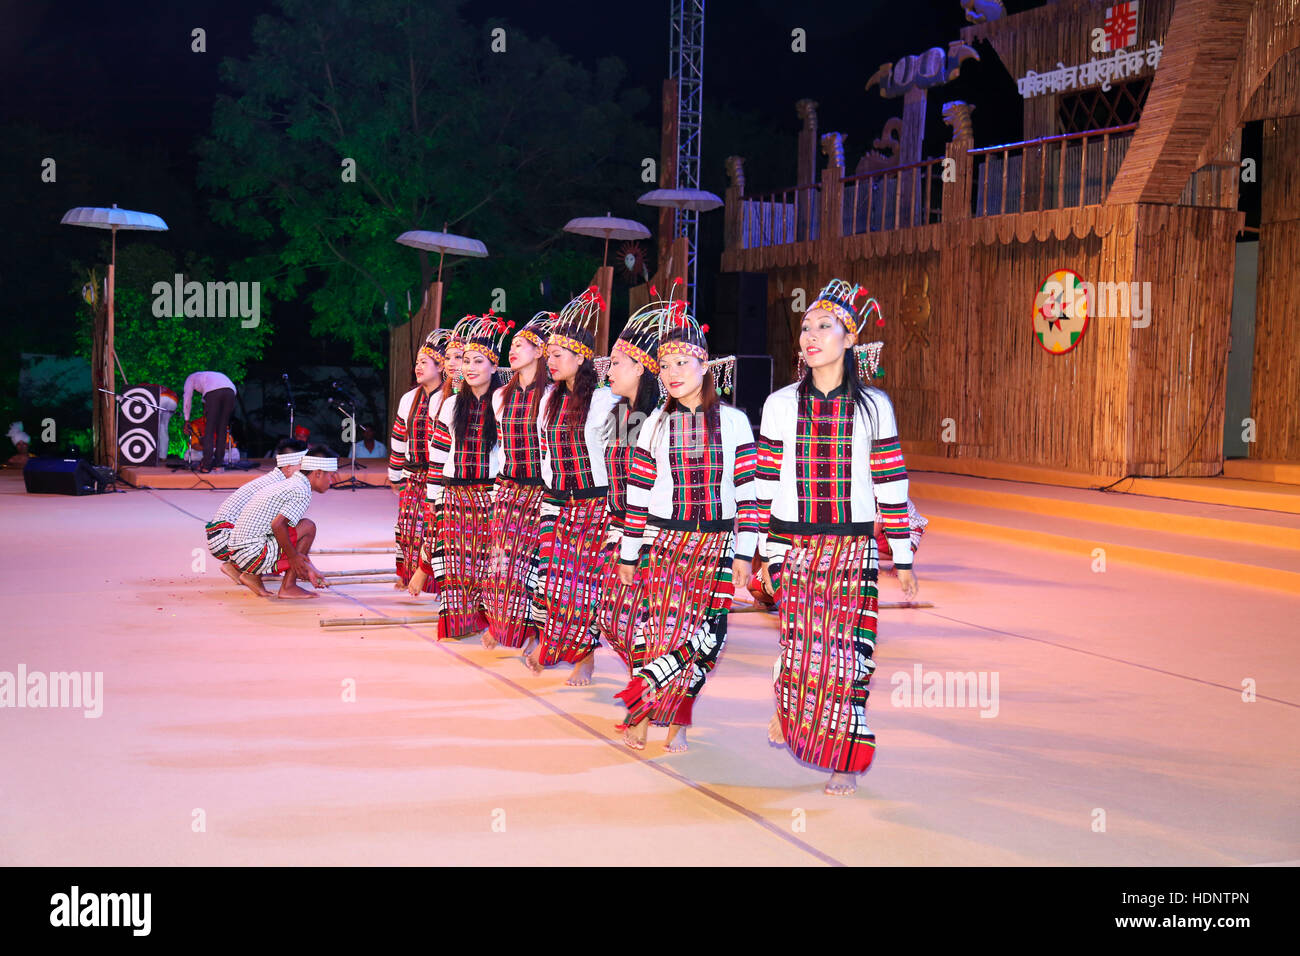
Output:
[{"xmin": 310, "ymin": 547, "xmax": 933, "ymax": 628}]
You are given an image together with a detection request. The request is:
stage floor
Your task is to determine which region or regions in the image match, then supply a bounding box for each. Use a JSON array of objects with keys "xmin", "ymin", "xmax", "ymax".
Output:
[{"xmin": 1, "ymin": 472, "xmax": 1297, "ymax": 866}]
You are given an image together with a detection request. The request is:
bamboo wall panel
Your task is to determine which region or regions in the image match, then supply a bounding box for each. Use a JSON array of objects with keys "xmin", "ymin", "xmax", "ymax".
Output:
[
  {"xmin": 1129, "ymin": 204, "xmax": 1239, "ymax": 476},
  {"xmin": 1249, "ymin": 115, "xmax": 1300, "ymax": 461},
  {"xmin": 758, "ymin": 215, "xmax": 1141, "ymax": 473},
  {"xmin": 1244, "ymin": 45, "xmax": 1300, "ymax": 121}
]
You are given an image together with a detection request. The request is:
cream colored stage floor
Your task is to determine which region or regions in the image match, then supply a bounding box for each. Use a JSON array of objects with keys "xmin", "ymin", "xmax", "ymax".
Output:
[{"xmin": 2, "ymin": 471, "xmax": 1297, "ymax": 866}]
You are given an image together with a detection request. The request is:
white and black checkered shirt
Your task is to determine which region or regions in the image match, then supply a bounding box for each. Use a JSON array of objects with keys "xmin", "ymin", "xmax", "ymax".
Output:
[
  {"xmin": 229, "ymin": 471, "xmax": 313, "ymax": 547},
  {"xmin": 212, "ymin": 469, "xmax": 286, "ymax": 525}
]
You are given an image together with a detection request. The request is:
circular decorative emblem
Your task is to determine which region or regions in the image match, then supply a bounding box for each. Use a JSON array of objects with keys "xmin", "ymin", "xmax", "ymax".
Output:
[{"xmin": 1033, "ymin": 269, "xmax": 1090, "ymax": 354}]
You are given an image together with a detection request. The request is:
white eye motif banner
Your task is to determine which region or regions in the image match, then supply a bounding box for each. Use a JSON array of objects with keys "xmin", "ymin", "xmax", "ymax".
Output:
[{"xmin": 117, "ymin": 385, "xmax": 161, "ymax": 466}]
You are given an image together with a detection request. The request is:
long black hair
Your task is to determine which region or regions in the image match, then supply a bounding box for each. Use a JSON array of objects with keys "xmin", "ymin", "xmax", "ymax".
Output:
[
  {"xmin": 543, "ymin": 327, "xmax": 599, "ymax": 431},
  {"xmin": 797, "ymin": 343, "xmax": 878, "ymax": 436},
  {"xmin": 453, "ymin": 379, "xmax": 499, "ymax": 447}
]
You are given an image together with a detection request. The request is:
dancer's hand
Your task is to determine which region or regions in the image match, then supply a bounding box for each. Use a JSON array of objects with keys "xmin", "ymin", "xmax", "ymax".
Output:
[
  {"xmin": 758, "ymin": 563, "xmax": 775, "ymax": 596},
  {"xmin": 407, "ymin": 567, "xmax": 428, "ymax": 597},
  {"xmin": 617, "ymin": 563, "xmax": 636, "ymax": 586},
  {"xmin": 389, "ymin": 480, "xmax": 402, "ymax": 496},
  {"xmin": 731, "ymin": 557, "xmax": 751, "ymax": 590},
  {"xmin": 897, "ymin": 568, "xmax": 919, "ymax": 600}
]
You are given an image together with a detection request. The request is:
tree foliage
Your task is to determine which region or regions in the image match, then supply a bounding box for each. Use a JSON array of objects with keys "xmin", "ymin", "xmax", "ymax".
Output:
[{"xmin": 199, "ymin": 0, "xmax": 653, "ymax": 364}]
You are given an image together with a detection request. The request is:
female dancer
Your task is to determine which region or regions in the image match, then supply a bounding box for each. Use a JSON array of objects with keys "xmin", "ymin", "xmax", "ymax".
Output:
[
  {"xmin": 613, "ymin": 308, "xmax": 757, "ymax": 752},
  {"xmin": 526, "ymin": 288, "xmax": 619, "ymax": 686},
  {"xmin": 598, "ymin": 304, "xmax": 664, "ymax": 669},
  {"xmin": 388, "ymin": 328, "xmax": 450, "ymax": 591},
  {"xmin": 757, "ymin": 279, "xmax": 919, "ymax": 795},
  {"xmin": 482, "ymin": 311, "xmax": 555, "ymax": 654},
  {"xmin": 426, "ymin": 316, "xmax": 505, "ymax": 640}
]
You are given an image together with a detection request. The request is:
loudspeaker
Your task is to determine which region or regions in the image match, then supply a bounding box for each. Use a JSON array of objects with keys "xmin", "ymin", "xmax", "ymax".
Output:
[
  {"xmin": 731, "ymin": 355, "xmax": 774, "ymax": 428},
  {"xmin": 23, "ymin": 457, "xmax": 109, "ymax": 496},
  {"xmin": 711, "ymin": 272, "xmax": 767, "ymax": 356},
  {"xmin": 116, "ymin": 384, "xmax": 162, "ymax": 467}
]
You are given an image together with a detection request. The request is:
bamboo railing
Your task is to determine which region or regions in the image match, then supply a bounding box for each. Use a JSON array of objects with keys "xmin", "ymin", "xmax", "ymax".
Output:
[
  {"xmin": 969, "ymin": 124, "xmax": 1137, "ymax": 216},
  {"xmin": 843, "ymin": 157, "xmax": 946, "ymax": 235}
]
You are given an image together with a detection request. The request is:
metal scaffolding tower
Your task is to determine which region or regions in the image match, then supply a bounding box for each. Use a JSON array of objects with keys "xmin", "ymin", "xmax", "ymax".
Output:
[{"xmin": 670, "ymin": 0, "xmax": 705, "ymax": 309}]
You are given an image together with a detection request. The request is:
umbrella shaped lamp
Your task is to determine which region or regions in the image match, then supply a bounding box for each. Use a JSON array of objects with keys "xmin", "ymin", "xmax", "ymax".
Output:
[
  {"xmin": 61, "ymin": 204, "xmax": 168, "ymax": 469},
  {"xmin": 563, "ymin": 213, "xmax": 651, "ymax": 355},
  {"xmin": 636, "ymin": 188, "xmax": 723, "ymax": 312}
]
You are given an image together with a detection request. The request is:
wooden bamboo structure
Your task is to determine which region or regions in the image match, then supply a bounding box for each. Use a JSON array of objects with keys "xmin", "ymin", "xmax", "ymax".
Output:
[{"xmin": 718, "ymin": 0, "xmax": 1300, "ymax": 474}]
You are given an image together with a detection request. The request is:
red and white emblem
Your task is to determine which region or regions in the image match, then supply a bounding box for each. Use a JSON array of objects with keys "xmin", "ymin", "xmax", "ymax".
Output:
[{"xmin": 1104, "ymin": 2, "xmax": 1139, "ymax": 51}]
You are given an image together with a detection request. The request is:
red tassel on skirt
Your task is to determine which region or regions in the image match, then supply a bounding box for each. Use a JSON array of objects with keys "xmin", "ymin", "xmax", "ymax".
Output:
[
  {"xmin": 483, "ymin": 480, "xmax": 545, "ymax": 648},
  {"xmin": 774, "ymin": 533, "xmax": 879, "ymax": 773},
  {"xmin": 598, "ymin": 541, "xmax": 645, "ymax": 670},
  {"xmin": 395, "ymin": 474, "xmax": 436, "ymax": 593},
  {"xmin": 615, "ymin": 529, "xmax": 734, "ymax": 727},
  {"xmin": 535, "ymin": 495, "xmax": 609, "ymax": 666},
  {"xmin": 431, "ymin": 484, "xmax": 493, "ymax": 640}
]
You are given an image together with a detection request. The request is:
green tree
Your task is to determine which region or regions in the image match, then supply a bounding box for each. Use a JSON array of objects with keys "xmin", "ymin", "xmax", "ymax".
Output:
[{"xmin": 199, "ymin": 0, "xmax": 653, "ymax": 365}]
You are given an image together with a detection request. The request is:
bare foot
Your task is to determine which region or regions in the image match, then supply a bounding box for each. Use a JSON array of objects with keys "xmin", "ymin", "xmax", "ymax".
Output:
[
  {"xmin": 622, "ymin": 720, "xmax": 647, "ymax": 750},
  {"xmin": 665, "ymin": 724, "xmax": 689, "ymax": 752},
  {"xmin": 565, "ymin": 654, "xmax": 594, "ymax": 687},
  {"xmin": 277, "ymin": 582, "xmax": 319, "ymax": 600},
  {"xmin": 220, "ymin": 562, "xmax": 243, "ymax": 586},
  {"xmin": 239, "ymin": 571, "xmax": 270, "ymax": 597},
  {"xmin": 825, "ymin": 772, "xmax": 857, "ymax": 796},
  {"xmin": 768, "ymin": 713, "xmax": 786, "ymax": 747},
  {"xmin": 523, "ymin": 649, "xmax": 544, "ymax": 675},
  {"xmin": 480, "ymin": 630, "xmax": 499, "ymax": 650}
]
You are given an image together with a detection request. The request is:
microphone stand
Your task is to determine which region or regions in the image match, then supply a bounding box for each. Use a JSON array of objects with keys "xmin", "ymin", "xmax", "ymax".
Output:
[
  {"xmin": 331, "ymin": 399, "xmax": 373, "ymax": 491},
  {"xmin": 283, "ymin": 373, "xmax": 295, "ymax": 438}
]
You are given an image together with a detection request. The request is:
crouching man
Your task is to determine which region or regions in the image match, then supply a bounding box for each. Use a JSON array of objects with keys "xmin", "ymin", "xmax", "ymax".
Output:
[{"xmin": 227, "ymin": 445, "xmax": 339, "ymax": 599}]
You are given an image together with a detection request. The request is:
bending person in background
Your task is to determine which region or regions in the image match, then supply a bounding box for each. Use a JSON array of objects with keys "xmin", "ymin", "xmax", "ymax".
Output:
[{"xmin": 182, "ymin": 370, "xmax": 238, "ymax": 473}]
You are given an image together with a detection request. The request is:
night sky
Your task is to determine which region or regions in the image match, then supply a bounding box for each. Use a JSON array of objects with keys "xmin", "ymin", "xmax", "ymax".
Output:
[{"xmin": 3, "ymin": 0, "xmax": 1035, "ymax": 404}]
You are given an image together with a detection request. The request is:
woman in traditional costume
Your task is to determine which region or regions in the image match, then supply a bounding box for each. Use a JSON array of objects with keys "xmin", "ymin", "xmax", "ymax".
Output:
[
  {"xmin": 426, "ymin": 315, "xmax": 506, "ymax": 640},
  {"xmin": 612, "ymin": 304, "xmax": 756, "ymax": 753},
  {"xmin": 525, "ymin": 288, "xmax": 620, "ymax": 686},
  {"xmin": 757, "ymin": 279, "xmax": 919, "ymax": 795},
  {"xmin": 481, "ymin": 311, "xmax": 555, "ymax": 655},
  {"xmin": 388, "ymin": 328, "xmax": 451, "ymax": 591},
  {"xmin": 597, "ymin": 302, "xmax": 666, "ymax": 670}
]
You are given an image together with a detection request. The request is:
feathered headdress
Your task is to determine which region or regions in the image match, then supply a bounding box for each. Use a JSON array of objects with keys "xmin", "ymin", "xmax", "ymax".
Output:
[
  {"xmin": 807, "ymin": 278, "xmax": 884, "ymax": 339},
  {"xmin": 514, "ymin": 311, "xmax": 556, "ymax": 353},
  {"xmin": 8, "ymin": 422, "xmax": 30, "ymax": 447},
  {"xmin": 650, "ymin": 279, "xmax": 734, "ymax": 396},
  {"xmin": 419, "ymin": 328, "xmax": 455, "ymax": 366},
  {"xmin": 547, "ymin": 286, "xmax": 605, "ymax": 361},
  {"xmin": 462, "ymin": 310, "xmax": 513, "ymax": 366}
]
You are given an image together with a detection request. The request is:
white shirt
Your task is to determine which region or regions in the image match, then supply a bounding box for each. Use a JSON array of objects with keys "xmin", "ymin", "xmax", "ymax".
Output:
[
  {"xmin": 182, "ymin": 371, "xmax": 237, "ymax": 419},
  {"xmin": 537, "ymin": 385, "xmax": 620, "ymax": 493},
  {"xmin": 757, "ymin": 383, "xmax": 913, "ymax": 567}
]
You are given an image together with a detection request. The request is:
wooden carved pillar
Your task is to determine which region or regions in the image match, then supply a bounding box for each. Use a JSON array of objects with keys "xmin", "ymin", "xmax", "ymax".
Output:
[
  {"xmin": 819, "ymin": 132, "xmax": 846, "ymax": 243},
  {"xmin": 724, "ymin": 156, "xmax": 746, "ymax": 253}
]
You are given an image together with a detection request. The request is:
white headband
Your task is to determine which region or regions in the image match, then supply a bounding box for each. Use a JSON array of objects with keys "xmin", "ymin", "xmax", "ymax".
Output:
[
  {"xmin": 276, "ymin": 451, "xmax": 307, "ymax": 468},
  {"xmin": 301, "ymin": 456, "xmax": 338, "ymax": 472}
]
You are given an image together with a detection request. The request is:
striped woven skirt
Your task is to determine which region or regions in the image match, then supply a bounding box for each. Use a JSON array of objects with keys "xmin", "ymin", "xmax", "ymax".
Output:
[
  {"xmin": 205, "ymin": 519, "xmax": 234, "ymax": 560},
  {"xmin": 616, "ymin": 528, "xmax": 735, "ymax": 727},
  {"xmin": 773, "ymin": 533, "xmax": 879, "ymax": 773},
  {"xmin": 597, "ymin": 537, "xmax": 646, "ymax": 671},
  {"xmin": 534, "ymin": 494, "xmax": 609, "ymax": 666},
  {"xmin": 482, "ymin": 479, "xmax": 546, "ymax": 648},
  {"xmin": 394, "ymin": 469, "xmax": 435, "ymax": 592},
  {"xmin": 430, "ymin": 483, "xmax": 493, "ymax": 640}
]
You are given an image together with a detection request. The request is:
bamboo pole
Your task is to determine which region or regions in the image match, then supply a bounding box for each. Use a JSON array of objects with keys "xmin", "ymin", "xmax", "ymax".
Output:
[
  {"xmin": 317, "ymin": 575, "xmax": 400, "ymax": 586},
  {"xmin": 314, "ymin": 548, "xmax": 397, "ymax": 555},
  {"xmin": 320, "ymin": 614, "xmax": 441, "ymax": 628},
  {"xmin": 319, "ymin": 568, "xmax": 395, "ymax": 577}
]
